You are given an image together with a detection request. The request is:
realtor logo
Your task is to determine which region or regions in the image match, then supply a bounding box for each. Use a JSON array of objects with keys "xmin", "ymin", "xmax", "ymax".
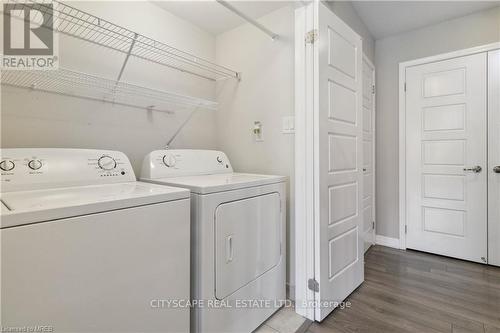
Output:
[{"xmin": 2, "ymin": 2, "xmax": 58, "ymax": 69}]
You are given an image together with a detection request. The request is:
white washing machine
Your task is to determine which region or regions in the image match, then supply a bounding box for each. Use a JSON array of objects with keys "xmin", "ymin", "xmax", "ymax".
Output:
[
  {"xmin": 141, "ymin": 149, "xmax": 286, "ymax": 333},
  {"xmin": 0, "ymin": 148, "xmax": 191, "ymax": 333}
]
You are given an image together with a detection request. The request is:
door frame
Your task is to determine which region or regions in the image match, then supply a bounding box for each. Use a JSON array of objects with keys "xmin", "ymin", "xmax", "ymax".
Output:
[
  {"xmin": 363, "ymin": 54, "xmax": 376, "ymax": 250},
  {"xmin": 294, "ymin": 1, "xmax": 315, "ymax": 321},
  {"xmin": 398, "ymin": 42, "xmax": 500, "ymax": 250}
]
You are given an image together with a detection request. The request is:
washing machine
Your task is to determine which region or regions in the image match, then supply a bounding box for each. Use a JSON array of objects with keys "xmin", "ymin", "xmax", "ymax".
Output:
[
  {"xmin": 0, "ymin": 148, "xmax": 191, "ymax": 332},
  {"xmin": 140, "ymin": 149, "xmax": 286, "ymax": 333}
]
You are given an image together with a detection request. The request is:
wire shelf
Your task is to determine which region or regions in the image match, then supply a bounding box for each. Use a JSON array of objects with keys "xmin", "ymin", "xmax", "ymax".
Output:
[
  {"xmin": 2, "ymin": 0, "xmax": 240, "ymax": 81},
  {"xmin": 1, "ymin": 68, "xmax": 218, "ymax": 113}
]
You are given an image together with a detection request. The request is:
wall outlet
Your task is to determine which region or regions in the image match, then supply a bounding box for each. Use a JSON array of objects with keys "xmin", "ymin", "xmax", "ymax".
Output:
[
  {"xmin": 253, "ymin": 121, "xmax": 263, "ymax": 142},
  {"xmin": 282, "ymin": 116, "xmax": 295, "ymax": 134}
]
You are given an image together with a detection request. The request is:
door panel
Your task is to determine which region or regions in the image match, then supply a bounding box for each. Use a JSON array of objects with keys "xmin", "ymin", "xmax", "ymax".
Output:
[
  {"xmin": 314, "ymin": 1, "xmax": 364, "ymax": 321},
  {"xmin": 215, "ymin": 193, "xmax": 281, "ymax": 300},
  {"xmin": 406, "ymin": 53, "xmax": 487, "ymax": 263},
  {"xmin": 488, "ymin": 50, "xmax": 500, "ymax": 267},
  {"xmin": 362, "ymin": 58, "xmax": 375, "ymax": 251}
]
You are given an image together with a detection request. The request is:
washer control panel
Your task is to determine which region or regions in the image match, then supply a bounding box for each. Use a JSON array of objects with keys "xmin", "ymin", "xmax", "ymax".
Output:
[
  {"xmin": 1, "ymin": 149, "xmax": 136, "ymax": 192},
  {"xmin": 141, "ymin": 149, "xmax": 233, "ymax": 179}
]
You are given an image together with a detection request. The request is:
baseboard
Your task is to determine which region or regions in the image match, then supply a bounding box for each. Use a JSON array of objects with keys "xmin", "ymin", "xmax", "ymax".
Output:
[{"xmin": 375, "ymin": 235, "xmax": 400, "ymax": 249}]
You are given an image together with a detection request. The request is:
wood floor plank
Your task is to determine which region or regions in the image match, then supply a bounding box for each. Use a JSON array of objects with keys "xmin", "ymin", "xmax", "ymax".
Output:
[
  {"xmin": 364, "ymin": 270, "xmax": 500, "ymax": 327},
  {"xmin": 429, "ymin": 267, "xmax": 500, "ymax": 292},
  {"xmin": 375, "ymin": 247, "xmax": 500, "ymax": 279},
  {"xmin": 368, "ymin": 251, "xmax": 500, "ymax": 288},
  {"xmin": 347, "ymin": 287, "xmax": 446, "ymax": 333},
  {"xmin": 364, "ymin": 261, "xmax": 500, "ymax": 314},
  {"xmin": 322, "ymin": 305, "xmax": 402, "ymax": 333},
  {"xmin": 485, "ymin": 325, "xmax": 500, "ymax": 333},
  {"xmin": 365, "ymin": 261, "xmax": 500, "ymax": 306},
  {"xmin": 358, "ymin": 282, "xmax": 484, "ymax": 332},
  {"xmin": 349, "ymin": 284, "xmax": 453, "ymax": 332},
  {"xmin": 451, "ymin": 323, "xmax": 485, "ymax": 333},
  {"xmin": 311, "ymin": 246, "xmax": 500, "ymax": 333}
]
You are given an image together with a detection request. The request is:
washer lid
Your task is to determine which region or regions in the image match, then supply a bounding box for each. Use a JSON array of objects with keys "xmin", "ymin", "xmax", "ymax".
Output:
[
  {"xmin": 144, "ymin": 173, "xmax": 286, "ymax": 194},
  {"xmin": 0, "ymin": 182, "xmax": 189, "ymax": 228}
]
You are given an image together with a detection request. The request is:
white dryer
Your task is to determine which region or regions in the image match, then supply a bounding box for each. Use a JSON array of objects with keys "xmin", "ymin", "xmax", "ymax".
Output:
[
  {"xmin": 0, "ymin": 148, "xmax": 191, "ymax": 332},
  {"xmin": 141, "ymin": 149, "xmax": 286, "ymax": 333}
]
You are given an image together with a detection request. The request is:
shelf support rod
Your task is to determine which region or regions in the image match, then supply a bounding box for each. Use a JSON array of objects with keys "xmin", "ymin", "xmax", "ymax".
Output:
[
  {"xmin": 216, "ymin": 0, "xmax": 279, "ymax": 40},
  {"xmin": 164, "ymin": 105, "xmax": 200, "ymax": 149},
  {"xmin": 116, "ymin": 33, "xmax": 138, "ymax": 82}
]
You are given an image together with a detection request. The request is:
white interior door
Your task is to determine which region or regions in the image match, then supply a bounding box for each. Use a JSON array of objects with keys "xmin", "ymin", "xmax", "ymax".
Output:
[
  {"xmin": 314, "ymin": 1, "xmax": 364, "ymax": 321},
  {"xmin": 362, "ymin": 57, "xmax": 375, "ymax": 252},
  {"xmin": 405, "ymin": 53, "xmax": 488, "ymax": 263},
  {"xmin": 488, "ymin": 49, "xmax": 500, "ymax": 267}
]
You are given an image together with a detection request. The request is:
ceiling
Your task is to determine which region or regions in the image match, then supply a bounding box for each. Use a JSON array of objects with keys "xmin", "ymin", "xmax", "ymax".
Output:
[
  {"xmin": 154, "ymin": 1, "xmax": 500, "ymax": 39},
  {"xmin": 153, "ymin": 1, "xmax": 291, "ymax": 36},
  {"xmin": 351, "ymin": 1, "xmax": 500, "ymax": 39}
]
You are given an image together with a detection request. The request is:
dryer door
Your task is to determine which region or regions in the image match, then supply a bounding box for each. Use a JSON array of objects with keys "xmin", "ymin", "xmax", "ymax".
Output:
[{"xmin": 215, "ymin": 192, "xmax": 281, "ymax": 300}]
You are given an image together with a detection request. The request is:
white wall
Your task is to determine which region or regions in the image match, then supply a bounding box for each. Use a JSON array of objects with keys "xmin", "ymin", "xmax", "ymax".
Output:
[
  {"xmin": 325, "ymin": 1, "xmax": 375, "ymax": 62},
  {"xmin": 215, "ymin": 5, "xmax": 296, "ymax": 292},
  {"xmin": 1, "ymin": 1, "xmax": 219, "ymax": 173},
  {"xmin": 375, "ymin": 6, "xmax": 500, "ymax": 238}
]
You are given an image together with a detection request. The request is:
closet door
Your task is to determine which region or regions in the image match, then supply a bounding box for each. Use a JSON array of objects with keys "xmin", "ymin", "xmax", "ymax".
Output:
[
  {"xmin": 488, "ymin": 50, "xmax": 500, "ymax": 267},
  {"xmin": 406, "ymin": 53, "xmax": 488, "ymax": 263},
  {"xmin": 313, "ymin": 1, "xmax": 364, "ymax": 321}
]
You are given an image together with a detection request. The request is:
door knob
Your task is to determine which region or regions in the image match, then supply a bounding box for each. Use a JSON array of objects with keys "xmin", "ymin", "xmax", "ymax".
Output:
[
  {"xmin": 494, "ymin": 166, "xmax": 500, "ymax": 173},
  {"xmin": 463, "ymin": 166, "xmax": 482, "ymax": 173}
]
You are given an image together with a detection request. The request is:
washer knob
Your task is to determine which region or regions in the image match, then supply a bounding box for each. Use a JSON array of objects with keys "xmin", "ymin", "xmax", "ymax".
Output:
[
  {"xmin": 163, "ymin": 155, "xmax": 177, "ymax": 168},
  {"xmin": 98, "ymin": 155, "xmax": 117, "ymax": 170},
  {"xmin": 0, "ymin": 160, "xmax": 15, "ymax": 172},
  {"xmin": 28, "ymin": 159, "xmax": 43, "ymax": 170}
]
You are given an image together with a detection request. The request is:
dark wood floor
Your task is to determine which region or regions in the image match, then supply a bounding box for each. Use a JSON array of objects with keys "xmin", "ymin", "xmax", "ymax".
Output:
[{"xmin": 306, "ymin": 245, "xmax": 500, "ymax": 333}]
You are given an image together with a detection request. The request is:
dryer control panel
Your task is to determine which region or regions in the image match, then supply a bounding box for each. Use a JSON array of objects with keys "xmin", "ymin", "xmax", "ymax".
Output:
[
  {"xmin": 141, "ymin": 149, "xmax": 233, "ymax": 179},
  {"xmin": 0, "ymin": 148, "xmax": 136, "ymax": 192}
]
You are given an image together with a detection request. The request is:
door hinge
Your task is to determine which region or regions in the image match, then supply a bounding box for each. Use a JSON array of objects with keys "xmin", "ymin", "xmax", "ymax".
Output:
[
  {"xmin": 405, "ymin": 225, "xmax": 408, "ymax": 234},
  {"xmin": 308, "ymin": 278, "xmax": 319, "ymax": 292},
  {"xmin": 404, "ymin": 82, "xmax": 407, "ymax": 92},
  {"xmin": 305, "ymin": 29, "xmax": 318, "ymax": 44},
  {"xmin": 372, "ymin": 221, "xmax": 375, "ymax": 230},
  {"xmin": 372, "ymin": 85, "xmax": 375, "ymax": 94}
]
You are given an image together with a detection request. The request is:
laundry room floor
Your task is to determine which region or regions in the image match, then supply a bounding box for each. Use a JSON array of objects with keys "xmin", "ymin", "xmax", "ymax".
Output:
[
  {"xmin": 303, "ymin": 245, "xmax": 500, "ymax": 333},
  {"xmin": 254, "ymin": 304, "xmax": 309, "ymax": 333}
]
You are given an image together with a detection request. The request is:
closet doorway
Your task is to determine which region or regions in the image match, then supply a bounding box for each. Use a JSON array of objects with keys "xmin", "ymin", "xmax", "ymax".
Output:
[{"xmin": 399, "ymin": 44, "xmax": 500, "ymax": 265}]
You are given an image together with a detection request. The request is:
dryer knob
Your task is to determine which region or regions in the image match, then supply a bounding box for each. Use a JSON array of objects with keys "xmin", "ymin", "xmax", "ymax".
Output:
[{"xmin": 163, "ymin": 155, "xmax": 177, "ymax": 168}]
